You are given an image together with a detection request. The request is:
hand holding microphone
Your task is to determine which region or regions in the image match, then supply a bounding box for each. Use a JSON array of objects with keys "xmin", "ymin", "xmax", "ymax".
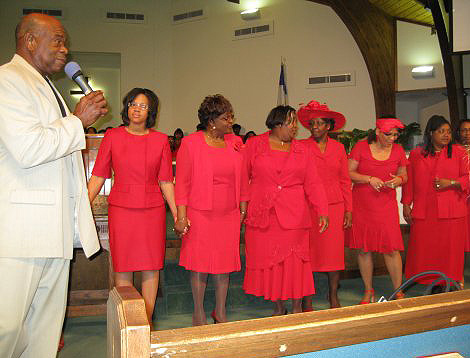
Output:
[{"xmin": 65, "ymin": 62, "xmax": 108, "ymax": 128}]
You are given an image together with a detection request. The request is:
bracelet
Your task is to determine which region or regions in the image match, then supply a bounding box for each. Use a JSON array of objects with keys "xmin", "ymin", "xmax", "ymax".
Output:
[{"xmin": 177, "ymin": 217, "xmax": 186, "ymax": 222}]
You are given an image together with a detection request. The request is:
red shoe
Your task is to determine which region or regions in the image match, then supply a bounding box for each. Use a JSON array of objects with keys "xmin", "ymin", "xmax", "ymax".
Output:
[
  {"xmin": 359, "ymin": 289, "xmax": 375, "ymax": 304},
  {"xmin": 395, "ymin": 291, "xmax": 405, "ymax": 300},
  {"xmin": 58, "ymin": 334, "xmax": 65, "ymax": 352},
  {"xmin": 211, "ymin": 310, "xmax": 221, "ymax": 324}
]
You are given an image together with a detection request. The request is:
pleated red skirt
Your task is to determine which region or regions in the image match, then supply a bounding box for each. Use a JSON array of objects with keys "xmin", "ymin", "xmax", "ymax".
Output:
[
  {"xmin": 243, "ymin": 212, "xmax": 314, "ymax": 301},
  {"xmin": 243, "ymin": 253, "xmax": 315, "ymax": 301},
  {"xmin": 405, "ymin": 208, "xmax": 467, "ymax": 284}
]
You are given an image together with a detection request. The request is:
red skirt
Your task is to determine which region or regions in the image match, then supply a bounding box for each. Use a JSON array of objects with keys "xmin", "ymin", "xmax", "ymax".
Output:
[
  {"xmin": 243, "ymin": 253, "xmax": 314, "ymax": 301},
  {"xmin": 405, "ymin": 215, "xmax": 466, "ymax": 284},
  {"xmin": 466, "ymin": 201, "xmax": 470, "ymax": 252},
  {"xmin": 243, "ymin": 211, "xmax": 314, "ymax": 301},
  {"xmin": 346, "ymin": 187, "xmax": 403, "ymax": 253},
  {"xmin": 108, "ymin": 204, "xmax": 166, "ymax": 272},
  {"xmin": 179, "ymin": 207, "xmax": 241, "ymax": 274},
  {"xmin": 309, "ymin": 202, "xmax": 345, "ymax": 271}
]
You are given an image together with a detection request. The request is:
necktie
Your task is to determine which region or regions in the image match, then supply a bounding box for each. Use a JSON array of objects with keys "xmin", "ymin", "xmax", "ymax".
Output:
[{"xmin": 45, "ymin": 77, "xmax": 67, "ymax": 117}]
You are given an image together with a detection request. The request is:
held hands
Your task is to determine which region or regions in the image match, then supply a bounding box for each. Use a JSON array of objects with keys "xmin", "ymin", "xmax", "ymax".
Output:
[
  {"xmin": 318, "ymin": 216, "xmax": 329, "ymax": 233},
  {"xmin": 174, "ymin": 217, "xmax": 190, "ymax": 238},
  {"xmin": 434, "ymin": 177, "xmax": 453, "ymax": 191},
  {"xmin": 240, "ymin": 210, "xmax": 247, "ymax": 224},
  {"xmin": 73, "ymin": 90, "xmax": 108, "ymax": 128},
  {"xmin": 403, "ymin": 204, "xmax": 413, "ymax": 225},
  {"xmin": 343, "ymin": 211, "xmax": 352, "ymax": 229},
  {"xmin": 384, "ymin": 174, "xmax": 403, "ymax": 189}
]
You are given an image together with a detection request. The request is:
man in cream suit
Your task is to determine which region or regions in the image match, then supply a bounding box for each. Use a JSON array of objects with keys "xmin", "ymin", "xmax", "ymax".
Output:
[{"xmin": 0, "ymin": 13, "xmax": 108, "ymax": 357}]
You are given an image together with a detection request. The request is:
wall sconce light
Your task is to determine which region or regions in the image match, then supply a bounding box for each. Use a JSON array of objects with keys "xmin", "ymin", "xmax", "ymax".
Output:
[
  {"xmin": 411, "ymin": 65, "xmax": 434, "ymax": 79},
  {"xmin": 241, "ymin": 8, "xmax": 260, "ymax": 20}
]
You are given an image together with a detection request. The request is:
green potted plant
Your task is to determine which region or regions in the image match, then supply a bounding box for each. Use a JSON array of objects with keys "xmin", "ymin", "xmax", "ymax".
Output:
[{"xmin": 333, "ymin": 122, "xmax": 421, "ymax": 153}]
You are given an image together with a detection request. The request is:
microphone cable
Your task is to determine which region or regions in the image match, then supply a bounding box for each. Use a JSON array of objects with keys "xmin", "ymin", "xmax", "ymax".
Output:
[{"xmin": 386, "ymin": 270, "xmax": 462, "ymax": 301}]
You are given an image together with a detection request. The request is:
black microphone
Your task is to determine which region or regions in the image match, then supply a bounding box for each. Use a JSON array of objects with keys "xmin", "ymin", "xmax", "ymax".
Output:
[{"xmin": 64, "ymin": 62, "xmax": 93, "ymax": 95}]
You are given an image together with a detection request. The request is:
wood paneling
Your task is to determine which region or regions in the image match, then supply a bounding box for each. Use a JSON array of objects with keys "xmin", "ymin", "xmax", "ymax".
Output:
[{"xmin": 369, "ymin": 0, "xmax": 434, "ymax": 26}]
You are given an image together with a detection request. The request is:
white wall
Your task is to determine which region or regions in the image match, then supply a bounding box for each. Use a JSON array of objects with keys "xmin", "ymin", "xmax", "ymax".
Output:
[
  {"xmin": 397, "ymin": 20, "xmax": 446, "ymax": 91},
  {"xmin": 396, "ymin": 100, "xmax": 419, "ymax": 125},
  {"xmin": 53, "ymin": 52, "xmax": 121, "ymax": 129},
  {"xmin": 419, "ymin": 98, "xmax": 450, "ymax": 129},
  {"xmin": 0, "ymin": 0, "xmax": 376, "ymax": 135}
]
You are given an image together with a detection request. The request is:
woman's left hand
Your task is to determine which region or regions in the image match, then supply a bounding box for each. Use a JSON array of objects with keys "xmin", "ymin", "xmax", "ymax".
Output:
[
  {"xmin": 318, "ymin": 216, "xmax": 329, "ymax": 233},
  {"xmin": 434, "ymin": 177, "xmax": 453, "ymax": 191},
  {"xmin": 240, "ymin": 211, "xmax": 247, "ymax": 224},
  {"xmin": 343, "ymin": 212, "xmax": 352, "ymax": 229},
  {"xmin": 384, "ymin": 174, "xmax": 402, "ymax": 189}
]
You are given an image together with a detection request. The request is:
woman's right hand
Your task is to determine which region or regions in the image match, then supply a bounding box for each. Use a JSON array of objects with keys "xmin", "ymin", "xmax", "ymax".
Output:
[
  {"xmin": 403, "ymin": 204, "xmax": 413, "ymax": 225},
  {"xmin": 174, "ymin": 217, "xmax": 190, "ymax": 238},
  {"xmin": 369, "ymin": 176, "xmax": 385, "ymax": 191}
]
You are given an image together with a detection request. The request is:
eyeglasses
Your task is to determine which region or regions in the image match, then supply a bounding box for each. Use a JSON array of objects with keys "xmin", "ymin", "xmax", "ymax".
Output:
[
  {"xmin": 218, "ymin": 113, "xmax": 234, "ymax": 122},
  {"xmin": 383, "ymin": 132, "xmax": 399, "ymax": 138},
  {"xmin": 128, "ymin": 102, "xmax": 150, "ymax": 110}
]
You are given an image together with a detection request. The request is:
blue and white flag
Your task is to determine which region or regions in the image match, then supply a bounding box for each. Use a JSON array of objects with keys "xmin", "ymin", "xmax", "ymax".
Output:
[{"xmin": 277, "ymin": 60, "xmax": 288, "ymax": 106}]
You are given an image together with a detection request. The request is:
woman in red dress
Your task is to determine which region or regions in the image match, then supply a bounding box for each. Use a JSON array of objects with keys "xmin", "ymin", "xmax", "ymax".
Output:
[
  {"xmin": 242, "ymin": 105, "xmax": 328, "ymax": 315},
  {"xmin": 402, "ymin": 115, "xmax": 469, "ymax": 289},
  {"xmin": 298, "ymin": 101, "xmax": 352, "ymax": 309},
  {"xmin": 456, "ymin": 119, "xmax": 470, "ymax": 287},
  {"xmin": 347, "ymin": 117, "xmax": 408, "ymax": 304},
  {"xmin": 88, "ymin": 88, "xmax": 176, "ymax": 325},
  {"xmin": 174, "ymin": 95, "xmax": 247, "ymax": 326}
]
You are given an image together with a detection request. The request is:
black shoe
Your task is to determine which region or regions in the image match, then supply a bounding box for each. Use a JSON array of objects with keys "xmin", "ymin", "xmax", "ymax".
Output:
[{"xmin": 431, "ymin": 285, "xmax": 444, "ymax": 294}]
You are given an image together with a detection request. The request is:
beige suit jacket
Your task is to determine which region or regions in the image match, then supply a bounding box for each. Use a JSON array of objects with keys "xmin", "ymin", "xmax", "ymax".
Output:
[{"xmin": 0, "ymin": 54, "xmax": 99, "ymax": 259}]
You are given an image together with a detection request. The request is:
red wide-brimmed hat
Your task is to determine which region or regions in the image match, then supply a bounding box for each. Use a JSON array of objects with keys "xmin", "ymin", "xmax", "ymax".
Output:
[{"xmin": 297, "ymin": 100, "xmax": 346, "ymax": 131}]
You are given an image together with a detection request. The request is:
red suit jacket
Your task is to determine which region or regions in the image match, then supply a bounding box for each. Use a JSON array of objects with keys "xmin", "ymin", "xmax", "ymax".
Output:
[
  {"xmin": 402, "ymin": 145, "xmax": 470, "ymax": 219},
  {"xmin": 301, "ymin": 137, "xmax": 352, "ymax": 210},
  {"xmin": 175, "ymin": 131, "xmax": 247, "ymax": 210},
  {"xmin": 243, "ymin": 132, "xmax": 328, "ymax": 230},
  {"xmin": 92, "ymin": 127, "xmax": 172, "ymax": 208}
]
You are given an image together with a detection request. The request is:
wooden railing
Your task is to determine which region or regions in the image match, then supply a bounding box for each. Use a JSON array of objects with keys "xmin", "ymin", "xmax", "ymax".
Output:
[{"xmin": 107, "ymin": 287, "xmax": 470, "ymax": 358}]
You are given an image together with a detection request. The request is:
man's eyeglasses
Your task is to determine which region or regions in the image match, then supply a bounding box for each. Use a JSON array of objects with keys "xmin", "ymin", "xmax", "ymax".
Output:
[{"xmin": 129, "ymin": 102, "xmax": 150, "ymax": 110}]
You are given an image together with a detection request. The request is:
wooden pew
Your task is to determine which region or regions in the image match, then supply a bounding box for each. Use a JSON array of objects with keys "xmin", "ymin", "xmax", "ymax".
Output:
[{"xmin": 107, "ymin": 287, "xmax": 470, "ymax": 358}]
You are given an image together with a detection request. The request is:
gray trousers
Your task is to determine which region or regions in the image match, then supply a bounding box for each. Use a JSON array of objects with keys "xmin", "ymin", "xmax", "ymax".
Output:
[{"xmin": 0, "ymin": 257, "xmax": 70, "ymax": 358}]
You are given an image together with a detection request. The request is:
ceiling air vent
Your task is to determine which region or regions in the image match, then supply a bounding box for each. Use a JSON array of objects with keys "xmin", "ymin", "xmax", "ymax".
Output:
[
  {"xmin": 233, "ymin": 21, "xmax": 273, "ymax": 40},
  {"xmin": 22, "ymin": 8, "xmax": 63, "ymax": 18},
  {"xmin": 104, "ymin": 11, "xmax": 146, "ymax": 24},
  {"xmin": 173, "ymin": 9, "xmax": 205, "ymax": 24},
  {"xmin": 307, "ymin": 72, "xmax": 355, "ymax": 88}
]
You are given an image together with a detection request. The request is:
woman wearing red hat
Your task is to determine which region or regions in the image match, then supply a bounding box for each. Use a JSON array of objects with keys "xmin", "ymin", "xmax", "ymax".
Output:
[
  {"xmin": 347, "ymin": 116, "xmax": 408, "ymax": 304},
  {"xmin": 402, "ymin": 115, "xmax": 469, "ymax": 290},
  {"xmin": 242, "ymin": 105, "xmax": 329, "ymax": 315},
  {"xmin": 298, "ymin": 101, "xmax": 352, "ymax": 309}
]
